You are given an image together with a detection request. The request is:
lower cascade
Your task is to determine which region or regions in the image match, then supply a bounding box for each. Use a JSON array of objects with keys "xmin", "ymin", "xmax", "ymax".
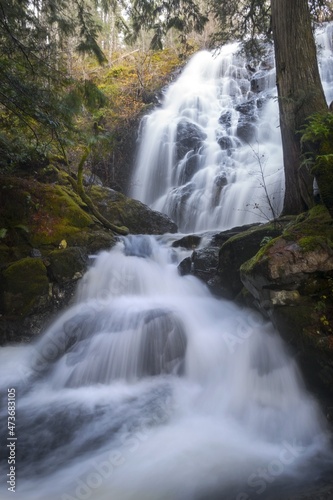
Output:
[{"xmin": 0, "ymin": 235, "xmax": 332, "ymax": 500}]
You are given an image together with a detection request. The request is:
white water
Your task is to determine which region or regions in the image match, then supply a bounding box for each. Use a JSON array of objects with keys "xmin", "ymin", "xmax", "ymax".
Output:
[
  {"xmin": 0, "ymin": 235, "xmax": 332, "ymax": 500},
  {"xmin": 131, "ymin": 26, "xmax": 333, "ymax": 232}
]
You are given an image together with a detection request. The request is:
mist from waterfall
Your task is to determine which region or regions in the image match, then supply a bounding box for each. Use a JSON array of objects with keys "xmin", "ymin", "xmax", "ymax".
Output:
[{"xmin": 131, "ymin": 24, "xmax": 333, "ymax": 233}]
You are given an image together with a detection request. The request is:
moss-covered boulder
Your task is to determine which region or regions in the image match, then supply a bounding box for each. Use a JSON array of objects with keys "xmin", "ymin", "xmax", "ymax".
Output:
[
  {"xmin": 0, "ymin": 176, "xmax": 99, "ymax": 251},
  {"xmin": 89, "ymin": 186, "xmax": 177, "ymax": 234},
  {"xmin": 214, "ymin": 223, "xmax": 284, "ymax": 299},
  {"xmin": 240, "ymin": 206, "xmax": 333, "ymax": 394},
  {"xmin": 312, "ymin": 155, "xmax": 333, "ymax": 219}
]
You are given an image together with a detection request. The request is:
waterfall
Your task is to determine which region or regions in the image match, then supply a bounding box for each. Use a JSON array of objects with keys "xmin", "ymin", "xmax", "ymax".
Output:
[
  {"xmin": 1, "ymin": 26, "xmax": 333, "ymax": 500},
  {"xmin": 0, "ymin": 235, "xmax": 332, "ymax": 500},
  {"xmin": 131, "ymin": 26, "xmax": 333, "ymax": 233}
]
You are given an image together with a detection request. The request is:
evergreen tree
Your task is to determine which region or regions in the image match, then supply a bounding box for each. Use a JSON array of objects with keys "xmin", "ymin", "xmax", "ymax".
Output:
[{"xmin": 0, "ymin": 0, "xmax": 106, "ymax": 169}]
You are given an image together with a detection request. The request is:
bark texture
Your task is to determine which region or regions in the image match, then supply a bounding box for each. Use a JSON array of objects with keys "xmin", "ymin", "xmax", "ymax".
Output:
[{"xmin": 271, "ymin": 0, "xmax": 327, "ymax": 214}]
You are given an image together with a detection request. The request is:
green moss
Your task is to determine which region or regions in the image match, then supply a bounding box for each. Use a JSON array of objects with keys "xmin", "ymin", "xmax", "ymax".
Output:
[
  {"xmin": 224, "ymin": 223, "xmax": 279, "ymax": 245},
  {"xmin": 298, "ymin": 235, "xmax": 332, "ymax": 252},
  {"xmin": 283, "ymin": 205, "xmax": 333, "ymax": 241},
  {"xmin": 242, "ymin": 205, "xmax": 333, "ymax": 276},
  {"xmin": 0, "ymin": 175, "xmax": 96, "ymax": 248},
  {"xmin": 240, "ymin": 236, "xmax": 279, "ymax": 274},
  {"xmin": 1, "ymin": 257, "xmax": 49, "ymax": 315}
]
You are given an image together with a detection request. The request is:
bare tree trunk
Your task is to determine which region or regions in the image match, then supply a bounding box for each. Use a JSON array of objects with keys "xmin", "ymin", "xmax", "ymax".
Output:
[{"xmin": 271, "ymin": 0, "xmax": 327, "ymax": 214}]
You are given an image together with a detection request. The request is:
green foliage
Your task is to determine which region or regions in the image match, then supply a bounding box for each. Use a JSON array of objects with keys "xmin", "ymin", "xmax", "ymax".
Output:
[
  {"xmin": 300, "ymin": 112, "xmax": 333, "ymax": 145},
  {"xmin": 123, "ymin": 0, "xmax": 208, "ymax": 51},
  {"xmin": 300, "ymin": 112, "xmax": 333, "ymax": 217},
  {"xmin": 208, "ymin": 0, "xmax": 271, "ymax": 52},
  {"xmin": 0, "ymin": 0, "xmax": 108, "ymax": 171}
]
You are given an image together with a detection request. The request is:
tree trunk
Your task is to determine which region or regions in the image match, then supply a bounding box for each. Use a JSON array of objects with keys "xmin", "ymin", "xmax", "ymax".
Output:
[{"xmin": 271, "ymin": 0, "xmax": 327, "ymax": 215}]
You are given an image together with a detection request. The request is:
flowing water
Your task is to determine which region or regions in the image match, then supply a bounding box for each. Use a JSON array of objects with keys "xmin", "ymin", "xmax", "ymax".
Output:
[
  {"xmin": 131, "ymin": 24, "xmax": 333, "ymax": 233},
  {"xmin": 1, "ymin": 25, "xmax": 333, "ymax": 500},
  {"xmin": 0, "ymin": 235, "xmax": 332, "ymax": 500}
]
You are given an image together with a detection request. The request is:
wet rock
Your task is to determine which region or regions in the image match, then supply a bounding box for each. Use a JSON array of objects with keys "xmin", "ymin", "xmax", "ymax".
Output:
[
  {"xmin": 214, "ymin": 173, "xmax": 228, "ymax": 188},
  {"xmin": 47, "ymin": 248, "xmax": 88, "ymax": 283},
  {"xmin": 172, "ymin": 235, "xmax": 202, "ymax": 249},
  {"xmin": 218, "ymin": 111, "xmax": 232, "ymax": 129},
  {"xmin": 216, "ymin": 224, "xmax": 282, "ymax": 299},
  {"xmin": 178, "ymin": 256, "xmax": 192, "ymax": 276},
  {"xmin": 217, "ymin": 136, "xmax": 234, "ymax": 151},
  {"xmin": 191, "ymin": 247, "xmax": 220, "ymax": 283},
  {"xmin": 30, "ymin": 248, "xmax": 42, "ymax": 258},
  {"xmin": 235, "ymin": 101, "xmax": 256, "ymax": 116},
  {"xmin": 180, "ymin": 153, "xmax": 200, "ymax": 183},
  {"xmin": 251, "ymin": 71, "xmax": 269, "ymax": 93},
  {"xmin": 176, "ymin": 120, "xmax": 207, "ymax": 161}
]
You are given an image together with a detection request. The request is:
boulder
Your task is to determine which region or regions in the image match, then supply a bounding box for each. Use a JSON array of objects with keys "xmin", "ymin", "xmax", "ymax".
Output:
[
  {"xmin": 172, "ymin": 234, "xmax": 202, "ymax": 249},
  {"xmin": 176, "ymin": 120, "xmax": 207, "ymax": 161},
  {"xmin": 179, "ymin": 153, "xmax": 200, "ymax": 183},
  {"xmin": 189, "ymin": 247, "xmax": 220, "ymax": 284},
  {"xmin": 215, "ymin": 223, "xmax": 282, "ymax": 299},
  {"xmin": 240, "ymin": 206, "xmax": 333, "ymax": 394},
  {"xmin": 89, "ymin": 185, "xmax": 177, "ymax": 235},
  {"xmin": 218, "ymin": 111, "xmax": 232, "ymax": 129}
]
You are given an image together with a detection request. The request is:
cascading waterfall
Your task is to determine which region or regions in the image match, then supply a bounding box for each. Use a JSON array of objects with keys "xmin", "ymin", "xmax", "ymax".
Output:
[
  {"xmin": 1, "ymin": 25, "xmax": 333, "ymax": 500},
  {"xmin": 0, "ymin": 234, "xmax": 332, "ymax": 500},
  {"xmin": 131, "ymin": 24, "xmax": 333, "ymax": 233}
]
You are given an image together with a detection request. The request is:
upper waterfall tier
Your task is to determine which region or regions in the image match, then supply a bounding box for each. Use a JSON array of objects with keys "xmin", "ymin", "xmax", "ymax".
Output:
[{"xmin": 131, "ymin": 25, "xmax": 333, "ymax": 233}]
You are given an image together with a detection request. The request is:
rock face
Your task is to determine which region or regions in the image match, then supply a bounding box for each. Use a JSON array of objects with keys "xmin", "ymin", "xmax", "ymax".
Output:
[
  {"xmin": 177, "ymin": 208, "xmax": 333, "ymax": 398},
  {"xmin": 240, "ymin": 206, "xmax": 333, "ymax": 394},
  {"xmin": 177, "ymin": 223, "xmax": 283, "ymax": 298},
  {"xmin": 0, "ymin": 174, "xmax": 177, "ymax": 343}
]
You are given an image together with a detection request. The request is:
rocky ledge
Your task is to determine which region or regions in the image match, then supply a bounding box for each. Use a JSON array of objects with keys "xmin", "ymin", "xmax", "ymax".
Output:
[
  {"xmin": 0, "ymin": 174, "xmax": 177, "ymax": 343},
  {"xmin": 178, "ymin": 206, "xmax": 333, "ymax": 401}
]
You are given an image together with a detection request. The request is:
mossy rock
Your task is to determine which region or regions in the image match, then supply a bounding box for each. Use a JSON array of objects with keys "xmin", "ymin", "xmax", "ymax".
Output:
[
  {"xmin": 89, "ymin": 186, "xmax": 177, "ymax": 234},
  {"xmin": 273, "ymin": 302, "xmax": 333, "ymax": 391},
  {"xmin": 241, "ymin": 206, "xmax": 333, "ymax": 288},
  {"xmin": 47, "ymin": 248, "xmax": 88, "ymax": 283},
  {"xmin": 238, "ymin": 205, "xmax": 333, "ymax": 395},
  {"xmin": 1, "ymin": 257, "xmax": 49, "ymax": 316},
  {"xmin": 216, "ymin": 223, "xmax": 283, "ymax": 299},
  {"xmin": 0, "ymin": 176, "xmax": 96, "ymax": 249},
  {"xmin": 283, "ymin": 204, "xmax": 333, "ymax": 241}
]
